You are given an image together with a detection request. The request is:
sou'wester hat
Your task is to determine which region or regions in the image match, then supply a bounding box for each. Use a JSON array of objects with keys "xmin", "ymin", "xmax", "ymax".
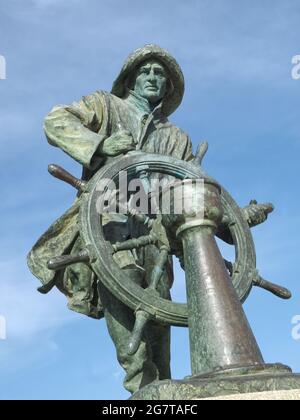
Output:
[{"xmin": 111, "ymin": 44, "xmax": 185, "ymax": 117}]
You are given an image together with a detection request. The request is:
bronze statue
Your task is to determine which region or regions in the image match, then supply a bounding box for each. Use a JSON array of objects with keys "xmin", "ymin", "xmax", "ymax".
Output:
[
  {"xmin": 28, "ymin": 45, "xmax": 300, "ymax": 399},
  {"xmin": 28, "ymin": 45, "xmax": 195, "ymax": 393}
]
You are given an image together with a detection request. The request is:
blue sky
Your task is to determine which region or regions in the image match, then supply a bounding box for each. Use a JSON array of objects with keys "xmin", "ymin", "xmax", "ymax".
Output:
[{"xmin": 0, "ymin": 0, "xmax": 300, "ymax": 400}]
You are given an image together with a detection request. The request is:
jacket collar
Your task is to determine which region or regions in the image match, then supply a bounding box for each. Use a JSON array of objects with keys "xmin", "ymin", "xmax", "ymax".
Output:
[{"xmin": 124, "ymin": 90, "xmax": 165, "ymax": 123}]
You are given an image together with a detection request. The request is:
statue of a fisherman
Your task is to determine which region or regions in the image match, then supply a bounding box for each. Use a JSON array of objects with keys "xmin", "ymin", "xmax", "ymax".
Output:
[{"xmin": 28, "ymin": 45, "xmax": 195, "ymax": 393}]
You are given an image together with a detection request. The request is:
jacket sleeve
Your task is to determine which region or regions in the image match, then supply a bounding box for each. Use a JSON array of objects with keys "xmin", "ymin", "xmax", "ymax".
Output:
[
  {"xmin": 182, "ymin": 135, "xmax": 194, "ymax": 162},
  {"xmin": 44, "ymin": 91, "xmax": 107, "ymax": 169}
]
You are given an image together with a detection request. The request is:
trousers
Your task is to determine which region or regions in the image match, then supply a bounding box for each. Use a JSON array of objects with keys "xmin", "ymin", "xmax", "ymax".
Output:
[
  {"xmin": 98, "ymin": 277, "xmax": 171, "ymax": 394},
  {"xmin": 65, "ymin": 222, "xmax": 172, "ymax": 394}
]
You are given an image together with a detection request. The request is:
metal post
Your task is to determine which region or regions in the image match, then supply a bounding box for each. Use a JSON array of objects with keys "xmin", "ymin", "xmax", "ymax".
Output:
[{"xmin": 176, "ymin": 180, "xmax": 264, "ymax": 376}]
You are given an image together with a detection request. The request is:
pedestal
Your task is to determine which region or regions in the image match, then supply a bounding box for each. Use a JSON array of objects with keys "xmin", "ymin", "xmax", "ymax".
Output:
[
  {"xmin": 131, "ymin": 364, "xmax": 300, "ymax": 400},
  {"xmin": 133, "ymin": 179, "xmax": 299, "ymax": 400}
]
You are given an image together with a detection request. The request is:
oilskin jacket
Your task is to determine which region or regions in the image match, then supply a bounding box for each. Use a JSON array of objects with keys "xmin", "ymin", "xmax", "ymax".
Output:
[{"xmin": 27, "ymin": 90, "xmax": 194, "ymax": 318}]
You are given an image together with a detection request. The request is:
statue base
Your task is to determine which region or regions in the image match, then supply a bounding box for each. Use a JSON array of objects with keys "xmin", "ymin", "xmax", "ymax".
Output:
[{"xmin": 131, "ymin": 364, "xmax": 300, "ymax": 400}]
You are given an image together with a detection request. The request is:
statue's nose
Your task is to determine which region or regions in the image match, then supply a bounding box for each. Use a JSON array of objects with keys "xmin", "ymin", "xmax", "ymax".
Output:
[{"xmin": 147, "ymin": 70, "xmax": 156, "ymax": 81}]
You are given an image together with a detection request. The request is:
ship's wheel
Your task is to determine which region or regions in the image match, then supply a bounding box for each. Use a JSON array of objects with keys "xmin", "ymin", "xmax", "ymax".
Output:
[{"xmin": 48, "ymin": 150, "xmax": 291, "ymax": 354}]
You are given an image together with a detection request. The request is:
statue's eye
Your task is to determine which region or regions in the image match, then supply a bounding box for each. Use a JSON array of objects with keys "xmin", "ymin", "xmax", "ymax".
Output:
[{"xmin": 153, "ymin": 68, "xmax": 165, "ymax": 77}]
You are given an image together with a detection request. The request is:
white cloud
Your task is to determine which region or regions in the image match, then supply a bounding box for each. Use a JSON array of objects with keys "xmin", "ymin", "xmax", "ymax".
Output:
[
  {"xmin": 0, "ymin": 258, "xmax": 77, "ymax": 340},
  {"xmin": 0, "ymin": 256, "xmax": 80, "ymax": 376}
]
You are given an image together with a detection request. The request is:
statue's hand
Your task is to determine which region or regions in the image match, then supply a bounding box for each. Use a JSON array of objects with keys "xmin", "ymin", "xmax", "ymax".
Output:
[
  {"xmin": 98, "ymin": 131, "xmax": 137, "ymax": 157},
  {"xmin": 242, "ymin": 200, "xmax": 274, "ymax": 228}
]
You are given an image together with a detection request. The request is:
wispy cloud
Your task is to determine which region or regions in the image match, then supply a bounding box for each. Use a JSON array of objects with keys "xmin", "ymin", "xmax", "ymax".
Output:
[
  {"xmin": 0, "ymin": 255, "xmax": 81, "ymax": 381},
  {"xmin": 0, "ymin": 258, "xmax": 77, "ymax": 340}
]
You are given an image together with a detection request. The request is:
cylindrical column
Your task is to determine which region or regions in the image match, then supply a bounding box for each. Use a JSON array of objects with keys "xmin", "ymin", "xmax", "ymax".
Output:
[{"xmin": 175, "ymin": 179, "xmax": 264, "ymax": 375}]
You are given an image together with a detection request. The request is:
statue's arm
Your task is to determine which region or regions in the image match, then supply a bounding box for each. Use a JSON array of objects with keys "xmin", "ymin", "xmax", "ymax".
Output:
[
  {"xmin": 44, "ymin": 92, "xmax": 106, "ymax": 169},
  {"xmin": 182, "ymin": 135, "xmax": 195, "ymax": 162}
]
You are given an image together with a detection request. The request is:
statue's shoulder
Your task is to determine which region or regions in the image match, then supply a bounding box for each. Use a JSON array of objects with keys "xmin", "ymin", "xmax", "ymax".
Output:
[
  {"xmin": 162, "ymin": 118, "xmax": 190, "ymax": 140},
  {"xmin": 94, "ymin": 90, "xmax": 122, "ymax": 104},
  {"xmin": 93, "ymin": 90, "xmax": 127, "ymax": 112}
]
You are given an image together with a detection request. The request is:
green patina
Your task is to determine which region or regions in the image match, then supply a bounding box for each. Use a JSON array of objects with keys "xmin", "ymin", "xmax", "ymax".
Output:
[{"xmin": 28, "ymin": 45, "xmax": 295, "ymax": 399}]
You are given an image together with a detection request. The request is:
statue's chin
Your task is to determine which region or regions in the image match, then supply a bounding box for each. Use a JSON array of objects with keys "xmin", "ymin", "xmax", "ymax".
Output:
[{"xmin": 143, "ymin": 92, "xmax": 162, "ymax": 104}]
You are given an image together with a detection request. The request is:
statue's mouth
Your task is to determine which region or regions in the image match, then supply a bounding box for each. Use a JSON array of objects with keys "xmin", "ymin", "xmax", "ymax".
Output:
[{"xmin": 145, "ymin": 85, "xmax": 157, "ymax": 91}]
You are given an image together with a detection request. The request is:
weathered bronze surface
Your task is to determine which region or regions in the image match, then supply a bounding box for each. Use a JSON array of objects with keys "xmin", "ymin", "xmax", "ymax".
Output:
[
  {"xmin": 131, "ymin": 365, "xmax": 300, "ymax": 400},
  {"xmin": 175, "ymin": 179, "xmax": 264, "ymax": 375},
  {"xmin": 27, "ymin": 44, "xmax": 295, "ymax": 398}
]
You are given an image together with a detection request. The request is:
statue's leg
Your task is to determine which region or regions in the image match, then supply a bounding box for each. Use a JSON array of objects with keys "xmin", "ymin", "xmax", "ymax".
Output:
[
  {"xmin": 63, "ymin": 236, "xmax": 103, "ymax": 319},
  {"xmin": 143, "ymin": 245, "xmax": 172, "ymax": 380},
  {"xmin": 146, "ymin": 321, "xmax": 171, "ymax": 380},
  {"xmin": 98, "ymin": 278, "xmax": 159, "ymax": 394}
]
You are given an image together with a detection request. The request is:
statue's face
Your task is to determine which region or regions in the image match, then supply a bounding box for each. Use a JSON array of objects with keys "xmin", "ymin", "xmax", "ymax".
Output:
[{"xmin": 133, "ymin": 60, "xmax": 167, "ymax": 104}]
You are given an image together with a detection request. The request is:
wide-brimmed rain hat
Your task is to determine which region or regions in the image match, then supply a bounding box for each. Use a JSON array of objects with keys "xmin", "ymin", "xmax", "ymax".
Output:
[{"xmin": 111, "ymin": 44, "xmax": 184, "ymax": 117}]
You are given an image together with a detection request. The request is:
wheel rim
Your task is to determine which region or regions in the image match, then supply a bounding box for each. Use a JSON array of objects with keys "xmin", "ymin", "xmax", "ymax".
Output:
[{"xmin": 79, "ymin": 152, "xmax": 255, "ymax": 327}]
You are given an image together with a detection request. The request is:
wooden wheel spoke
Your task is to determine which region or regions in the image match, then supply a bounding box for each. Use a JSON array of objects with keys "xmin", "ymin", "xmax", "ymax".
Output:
[
  {"xmin": 128, "ymin": 246, "xmax": 170, "ymax": 355},
  {"xmin": 112, "ymin": 233, "xmax": 157, "ymax": 253},
  {"xmin": 148, "ymin": 247, "xmax": 170, "ymax": 290}
]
